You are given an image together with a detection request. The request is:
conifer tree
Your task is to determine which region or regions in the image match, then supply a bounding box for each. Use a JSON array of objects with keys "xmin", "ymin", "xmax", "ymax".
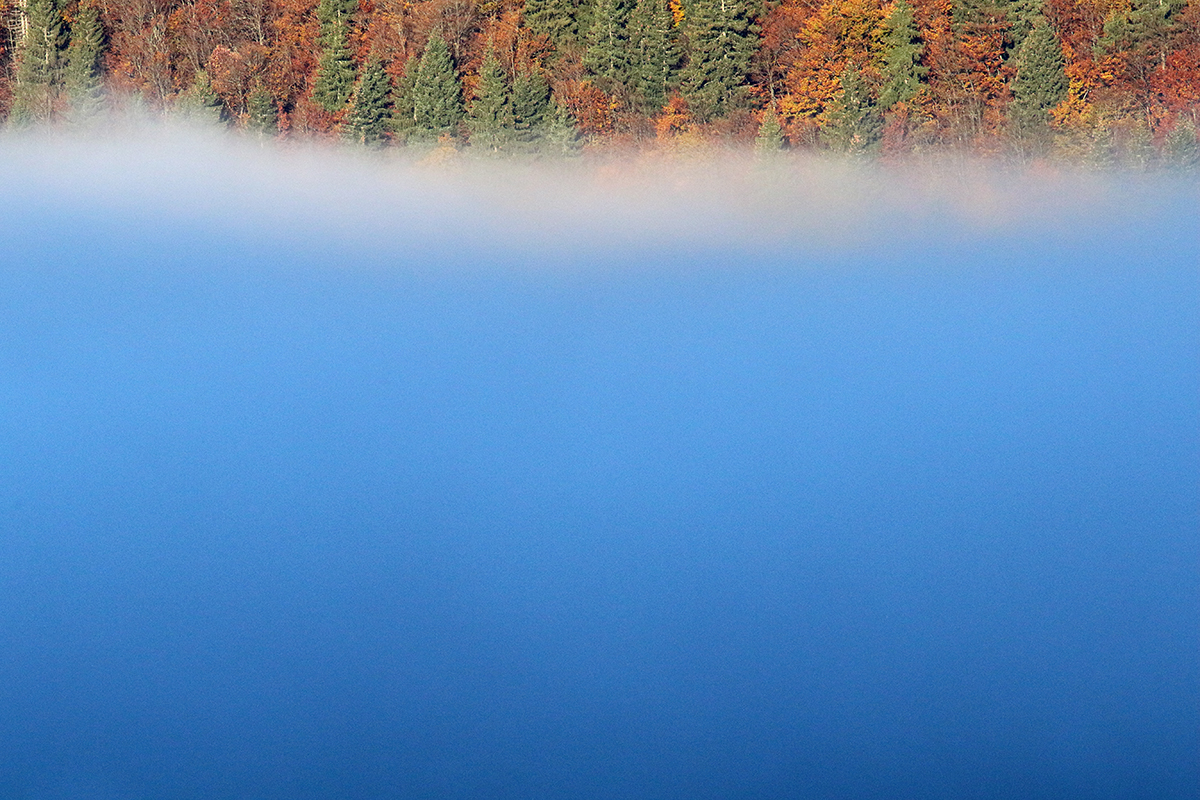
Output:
[
  {"xmin": 523, "ymin": 0, "xmax": 580, "ymax": 51},
  {"xmin": 626, "ymin": 0, "xmax": 679, "ymax": 113},
  {"xmin": 512, "ymin": 64, "xmax": 552, "ymax": 144},
  {"xmin": 390, "ymin": 67, "xmax": 418, "ymax": 141},
  {"xmin": 247, "ymin": 84, "xmax": 278, "ymax": 134},
  {"xmin": 63, "ymin": 0, "xmax": 105, "ymax": 120},
  {"xmin": 412, "ymin": 32, "xmax": 463, "ymax": 138},
  {"xmin": 1004, "ymin": 0, "xmax": 1043, "ymax": 57},
  {"xmin": 677, "ymin": 0, "xmax": 757, "ymax": 121},
  {"xmin": 1163, "ymin": 118, "xmax": 1199, "ymax": 171},
  {"xmin": 177, "ymin": 69, "xmax": 225, "ymax": 124},
  {"xmin": 1009, "ymin": 15, "xmax": 1066, "ymax": 132},
  {"xmin": 313, "ymin": 17, "xmax": 357, "ymax": 112},
  {"xmin": 755, "ymin": 104, "xmax": 784, "ymax": 151},
  {"xmin": 10, "ymin": 0, "xmax": 67, "ymax": 124},
  {"xmin": 583, "ymin": 0, "xmax": 630, "ymax": 94},
  {"xmin": 544, "ymin": 99, "xmax": 582, "ymax": 153},
  {"xmin": 467, "ymin": 42, "xmax": 514, "ymax": 151},
  {"xmin": 344, "ymin": 55, "xmax": 393, "ymax": 145},
  {"xmin": 821, "ymin": 63, "xmax": 882, "ymax": 154},
  {"xmin": 878, "ymin": 0, "xmax": 927, "ymax": 111}
]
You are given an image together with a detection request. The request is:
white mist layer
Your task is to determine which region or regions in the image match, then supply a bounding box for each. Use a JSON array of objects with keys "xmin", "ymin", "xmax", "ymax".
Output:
[{"xmin": 0, "ymin": 120, "xmax": 1190, "ymax": 259}]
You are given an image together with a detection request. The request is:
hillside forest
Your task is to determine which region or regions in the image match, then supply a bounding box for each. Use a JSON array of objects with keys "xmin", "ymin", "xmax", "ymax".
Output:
[{"xmin": 2, "ymin": 0, "xmax": 1199, "ymax": 162}]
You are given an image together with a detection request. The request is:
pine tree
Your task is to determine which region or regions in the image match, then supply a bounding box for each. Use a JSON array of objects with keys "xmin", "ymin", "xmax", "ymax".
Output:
[
  {"xmin": 247, "ymin": 84, "xmax": 278, "ymax": 135},
  {"xmin": 583, "ymin": 0, "xmax": 630, "ymax": 94},
  {"xmin": 412, "ymin": 32, "xmax": 463, "ymax": 138},
  {"xmin": 512, "ymin": 64, "xmax": 552, "ymax": 144},
  {"xmin": 390, "ymin": 67, "xmax": 418, "ymax": 141},
  {"xmin": 467, "ymin": 42, "xmax": 514, "ymax": 151},
  {"xmin": 312, "ymin": 17, "xmax": 357, "ymax": 112},
  {"xmin": 1163, "ymin": 117, "xmax": 1199, "ymax": 171},
  {"xmin": 1004, "ymin": 0, "xmax": 1043, "ymax": 58},
  {"xmin": 755, "ymin": 104, "xmax": 784, "ymax": 151},
  {"xmin": 677, "ymin": 0, "xmax": 757, "ymax": 121},
  {"xmin": 544, "ymin": 99, "xmax": 582, "ymax": 153},
  {"xmin": 523, "ymin": 0, "xmax": 580, "ymax": 51},
  {"xmin": 626, "ymin": 0, "xmax": 679, "ymax": 113},
  {"xmin": 177, "ymin": 69, "xmax": 225, "ymax": 124},
  {"xmin": 344, "ymin": 55, "xmax": 393, "ymax": 145},
  {"xmin": 63, "ymin": 0, "xmax": 105, "ymax": 120},
  {"xmin": 10, "ymin": 0, "xmax": 67, "ymax": 125},
  {"xmin": 878, "ymin": 0, "xmax": 927, "ymax": 110},
  {"xmin": 821, "ymin": 63, "xmax": 882, "ymax": 154},
  {"xmin": 1009, "ymin": 15, "xmax": 1066, "ymax": 132}
]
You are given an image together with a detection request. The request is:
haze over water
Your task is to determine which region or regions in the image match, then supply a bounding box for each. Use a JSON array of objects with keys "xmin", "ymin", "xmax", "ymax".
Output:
[{"xmin": 1, "ymin": 130, "xmax": 1197, "ymax": 800}]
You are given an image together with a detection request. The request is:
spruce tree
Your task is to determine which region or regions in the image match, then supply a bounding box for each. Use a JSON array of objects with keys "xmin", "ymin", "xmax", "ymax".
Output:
[
  {"xmin": 467, "ymin": 42, "xmax": 514, "ymax": 151},
  {"xmin": 583, "ymin": 0, "xmax": 630, "ymax": 94},
  {"xmin": 63, "ymin": 0, "xmax": 105, "ymax": 120},
  {"xmin": 821, "ymin": 63, "xmax": 882, "ymax": 154},
  {"xmin": 677, "ymin": 0, "xmax": 757, "ymax": 121},
  {"xmin": 312, "ymin": 17, "xmax": 357, "ymax": 112},
  {"xmin": 344, "ymin": 55, "xmax": 393, "ymax": 145},
  {"xmin": 755, "ymin": 104, "xmax": 784, "ymax": 151},
  {"xmin": 390, "ymin": 67, "xmax": 418, "ymax": 141},
  {"xmin": 512, "ymin": 65, "xmax": 552, "ymax": 144},
  {"xmin": 523, "ymin": 0, "xmax": 580, "ymax": 51},
  {"xmin": 177, "ymin": 69, "xmax": 225, "ymax": 124},
  {"xmin": 626, "ymin": 0, "xmax": 679, "ymax": 113},
  {"xmin": 878, "ymin": 0, "xmax": 927, "ymax": 110},
  {"xmin": 544, "ymin": 99, "xmax": 582, "ymax": 154},
  {"xmin": 1009, "ymin": 15, "xmax": 1066, "ymax": 132},
  {"xmin": 1163, "ymin": 118, "xmax": 1199, "ymax": 171},
  {"xmin": 412, "ymin": 32, "xmax": 463, "ymax": 138},
  {"xmin": 10, "ymin": 0, "xmax": 67, "ymax": 125},
  {"xmin": 247, "ymin": 84, "xmax": 278, "ymax": 134}
]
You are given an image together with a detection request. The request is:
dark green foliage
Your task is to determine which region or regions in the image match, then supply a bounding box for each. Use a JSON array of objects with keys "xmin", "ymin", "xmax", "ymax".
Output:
[
  {"xmin": 344, "ymin": 55, "xmax": 393, "ymax": 144},
  {"xmin": 10, "ymin": 0, "xmax": 67, "ymax": 124},
  {"xmin": 523, "ymin": 0, "xmax": 580, "ymax": 50},
  {"xmin": 412, "ymin": 32, "xmax": 464, "ymax": 137},
  {"xmin": 626, "ymin": 0, "xmax": 679, "ymax": 113},
  {"xmin": 677, "ymin": 0, "xmax": 757, "ymax": 121},
  {"xmin": 390, "ymin": 67, "xmax": 418, "ymax": 140},
  {"xmin": 317, "ymin": 0, "xmax": 357, "ymax": 35},
  {"xmin": 1098, "ymin": 0, "xmax": 1186, "ymax": 59},
  {"xmin": 467, "ymin": 43, "xmax": 514, "ymax": 151},
  {"xmin": 512, "ymin": 65, "xmax": 552, "ymax": 142},
  {"xmin": 878, "ymin": 0, "xmax": 927, "ymax": 110},
  {"xmin": 821, "ymin": 63, "xmax": 882, "ymax": 154},
  {"xmin": 755, "ymin": 104, "xmax": 784, "ymax": 151},
  {"xmin": 177, "ymin": 69, "xmax": 225, "ymax": 124},
  {"xmin": 247, "ymin": 84, "xmax": 278, "ymax": 134},
  {"xmin": 63, "ymin": 0, "xmax": 105, "ymax": 119},
  {"xmin": 1009, "ymin": 15, "xmax": 1066, "ymax": 131},
  {"xmin": 583, "ymin": 0, "xmax": 630, "ymax": 93},
  {"xmin": 312, "ymin": 18, "xmax": 357, "ymax": 112},
  {"xmin": 1163, "ymin": 117, "xmax": 1200, "ymax": 171}
]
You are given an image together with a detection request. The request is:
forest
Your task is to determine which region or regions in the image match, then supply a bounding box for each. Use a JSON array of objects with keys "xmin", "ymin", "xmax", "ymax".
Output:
[{"xmin": 2, "ymin": 0, "xmax": 1198, "ymax": 162}]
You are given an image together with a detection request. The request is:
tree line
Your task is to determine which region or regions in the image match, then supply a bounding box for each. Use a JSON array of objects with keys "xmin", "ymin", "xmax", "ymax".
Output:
[{"xmin": 1, "ymin": 0, "xmax": 1197, "ymax": 162}]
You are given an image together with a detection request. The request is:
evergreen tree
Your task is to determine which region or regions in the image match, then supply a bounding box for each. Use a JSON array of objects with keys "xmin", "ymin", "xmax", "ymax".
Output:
[
  {"xmin": 1163, "ymin": 117, "xmax": 1199, "ymax": 171},
  {"xmin": 544, "ymin": 99, "xmax": 582, "ymax": 154},
  {"xmin": 821, "ymin": 63, "xmax": 882, "ymax": 154},
  {"xmin": 63, "ymin": 0, "xmax": 105, "ymax": 120},
  {"xmin": 412, "ymin": 32, "xmax": 463, "ymax": 138},
  {"xmin": 247, "ymin": 84, "xmax": 278, "ymax": 135},
  {"xmin": 1009, "ymin": 15, "xmax": 1066, "ymax": 132},
  {"xmin": 344, "ymin": 55, "xmax": 393, "ymax": 145},
  {"xmin": 626, "ymin": 0, "xmax": 679, "ymax": 113},
  {"xmin": 467, "ymin": 42, "xmax": 514, "ymax": 151},
  {"xmin": 390, "ymin": 67, "xmax": 418, "ymax": 141},
  {"xmin": 677, "ymin": 0, "xmax": 757, "ymax": 121},
  {"xmin": 512, "ymin": 64, "xmax": 552, "ymax": 143},
  {"xmin": 755, "ymin": 104, "xmax": 784, "ymax": 151},
  {"xmin": 10, "ymin": 0, "xmax": 67, "ymax": 124},
  {"xmin": 312, "ymin": 17, "xmax": 357, "ymax": 112},
  {"xmin": 177, "ymin": 69, "xmax": 225, "ymax": 124},
  {"xmin": 878, "ymin": 0, "xmax": 927, "ymax": 110},
  {"xmin": 523, "ymin": 0, "xmax": 580, "ymax": 51},
  {"xmin": 583, "ymin": 0, "xmax": 630, "ymax": 94}
]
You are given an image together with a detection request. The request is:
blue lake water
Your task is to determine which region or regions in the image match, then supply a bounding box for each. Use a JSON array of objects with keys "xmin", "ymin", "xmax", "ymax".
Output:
[{"xmin": 0, "ymin": 147, "xmax": 1197, "ymax": 799}]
